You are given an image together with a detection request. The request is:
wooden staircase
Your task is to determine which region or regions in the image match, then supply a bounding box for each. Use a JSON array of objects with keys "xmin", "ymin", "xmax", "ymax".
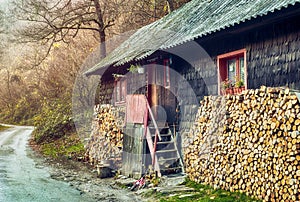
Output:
[
  {"xmin": 142, "ymin": 95, "xmax": 184, "ymax": 176},
  {"xmin": 148, "ymin": 123, "xmax": 184, "ymax": 176}
]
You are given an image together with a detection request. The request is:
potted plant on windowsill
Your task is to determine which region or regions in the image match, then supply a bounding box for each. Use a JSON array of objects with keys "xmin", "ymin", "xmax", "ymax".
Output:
[
  {"xmin": 221, "ymin": 78, "xmax": 233, "ymax": 95},
  {"xmin": 128, "ymin": 64, "xmax": 144, "ymax": 74},
  {"xmin": 235, "ymin": 80, "xmax": 245, "ymax": 94}
]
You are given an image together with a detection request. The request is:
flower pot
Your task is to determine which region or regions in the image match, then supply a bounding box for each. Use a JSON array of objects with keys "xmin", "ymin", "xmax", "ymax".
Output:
[
  {"xmin": 226, "ymin": 88, "xmax": 233, "ymax": 95},
  {"xmin": 238, "ymin": 87, "xmax": 242, "ymax": 94},
  {"xmin": 233, "ymin": 87, "xmax": 239, "ymax": 94}
]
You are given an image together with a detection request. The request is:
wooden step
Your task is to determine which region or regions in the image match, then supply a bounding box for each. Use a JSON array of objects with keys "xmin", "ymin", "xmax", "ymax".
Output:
[
  {"xmin": 157, "ymin": 141, "xmax": 174, "ymax": 145},
  {"xmin": 148, "ymin": 125, "xmax": 169, "ymax": 129},
  {"xmin": 152, "ymin": 133, "xmax": 171, "ymax": 137},
  {"xmin": 158, "ymin": 157, "xmax": 179, "ymax": 162},
  {"xmin": 148, "ymin": 122, "xmax": 168, "ymax": 128},
  {"xmin": 160, "ymin": 166, "xmax": 183, "ymax": 171},
  {"xmin": 156, "ymin": 149, "xmax": 177, "ymax": 154},
  {"xmin": 148, "ymin": 128, "xmax": 170, "ymax": 134}
]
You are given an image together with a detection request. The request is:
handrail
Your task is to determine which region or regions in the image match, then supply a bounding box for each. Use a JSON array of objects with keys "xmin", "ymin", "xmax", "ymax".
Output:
[
  {"xmin": 170, "ymin": 124, "xmax": 185, "ymax": 173},
  {"xmin": 146, "ymin": 127, "xmax": 160, "ymax": 174},
  {"xmin": 145, "ymin": 97, "xmax": 162, "ymax": 141},
  {"xmin": 143, "ymin": 95, "xmax": 162, "ymax": 177}
]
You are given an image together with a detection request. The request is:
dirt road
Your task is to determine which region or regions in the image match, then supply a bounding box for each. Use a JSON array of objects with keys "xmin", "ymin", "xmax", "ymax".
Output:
[{"xmin": 0, "ymin": 125, "xmax": 144, "ymax": 202}]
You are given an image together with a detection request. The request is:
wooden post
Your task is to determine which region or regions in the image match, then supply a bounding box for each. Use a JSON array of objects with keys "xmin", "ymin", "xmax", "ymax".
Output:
[{"xmin": 151, "ymin": 84, "xmax": 158, "ymax": 119}]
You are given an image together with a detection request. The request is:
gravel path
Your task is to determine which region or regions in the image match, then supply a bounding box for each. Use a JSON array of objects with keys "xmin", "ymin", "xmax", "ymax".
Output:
[{"xmin": 45, "ymin": 157, "xmax": 146, "ymax": 202}]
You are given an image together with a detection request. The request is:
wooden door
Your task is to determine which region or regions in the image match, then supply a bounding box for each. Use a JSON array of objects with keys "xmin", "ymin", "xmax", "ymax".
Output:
[{"xmin": 147, "ymin": 63, "xmax": 177, "ymax": 125}]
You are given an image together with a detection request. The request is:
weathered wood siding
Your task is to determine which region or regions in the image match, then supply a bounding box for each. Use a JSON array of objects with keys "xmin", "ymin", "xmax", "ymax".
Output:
[
  {"xmin": 97, "ymin": 78, "xmax": 114, "ymax": 105},
  {"xmin": 122, "ymin": 124, "xmax": 146, "ymax": 177},
  {"xmin": 246, "ymin": 18, "xmax": 300, "ymax": 90},
  {"xmin": 172, "ymin": 51, "xmax": 217, "ymax": 141},
  {"xmin": 127, "ymin": 73, "xmax": 147, "ymax": 95},
  {"xmin": 97, "ymin": 12, "xmax": 300, "ymax": 105},
  {"xmin": 168, "ymin": 14, "xmax": 300, "ymax": 146},
  {"xmin": 199, "ymin": 14, "xmax": 300, "ymax": 91}
]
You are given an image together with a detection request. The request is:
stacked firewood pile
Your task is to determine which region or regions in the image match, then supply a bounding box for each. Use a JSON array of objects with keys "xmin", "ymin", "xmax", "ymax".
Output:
[
  {"xmin": 85, "ymin": 104, "xmax": 124, "ymax": 169},
  {"xmin": 184, "ymin": 86, "xmax": 300, "ymax": 201}
]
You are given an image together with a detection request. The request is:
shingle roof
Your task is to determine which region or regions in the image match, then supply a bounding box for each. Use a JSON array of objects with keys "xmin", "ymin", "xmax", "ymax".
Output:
[{"xmin": 85, "ymin": 0, "xmax": 300, "ymax": 75}]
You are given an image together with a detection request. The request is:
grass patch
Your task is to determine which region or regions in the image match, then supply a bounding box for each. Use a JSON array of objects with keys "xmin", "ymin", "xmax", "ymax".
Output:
[
  {"xmin": 0, "ymin": 124, "xmax": 10, "ymax": 132},
  {"xmin": 154, "ymin": 179, "xmax": 261, "ymax": 202},
  {"xmin": 39, "ymin": 133, "xmax": 85, "ymax": 159}
]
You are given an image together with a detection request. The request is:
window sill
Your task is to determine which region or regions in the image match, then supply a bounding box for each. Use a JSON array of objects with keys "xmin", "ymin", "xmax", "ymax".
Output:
[{"xmin": 221, "ymin": 86, "xmax": 246, "ymax": 95}]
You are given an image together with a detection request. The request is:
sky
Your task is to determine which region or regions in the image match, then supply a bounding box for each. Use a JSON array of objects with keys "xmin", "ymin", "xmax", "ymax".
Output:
[
  {"xmin": 0, "ymin": 0, "xmax": 9, "ymax": 3},
  {"xmin": 0, "ymin": 0, "xmax": 10, "ymax": 10}
]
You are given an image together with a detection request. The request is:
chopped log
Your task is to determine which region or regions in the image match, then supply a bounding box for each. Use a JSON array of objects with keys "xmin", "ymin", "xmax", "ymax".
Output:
[
  {"xmin": 85, "ymin": 104, "xmax": 124, "ymax": 169},
  {"xmin": 184, "ymin": 86, "xmax": 300, "ymax": 201}
]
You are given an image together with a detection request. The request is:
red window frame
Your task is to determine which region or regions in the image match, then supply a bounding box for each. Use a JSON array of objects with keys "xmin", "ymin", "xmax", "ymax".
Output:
[
  {"xmin": 114, "ymin": 78, "xmax": 127, "ymax": 105},
  {"xmin": 217, "ymin": 49, "xmax": 247, "ymax": 94}
]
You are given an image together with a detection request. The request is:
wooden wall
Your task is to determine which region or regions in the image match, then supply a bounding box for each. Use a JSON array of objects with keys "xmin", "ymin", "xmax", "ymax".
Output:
[
  {"xmin": 97, "ymin": 78, "xmax": 114, "ymax": 105},
  {"xmin": 122, "ymin": 124, "xmax": 147, "ymax": 177},
  {"xmin": 166, "ymin": 13, "xmax": 300, "ymax": 156},
  {"xmin": 246, "ymin": 18, "xmax": 300, "ymax": 90},
  {"xmin": 94, "ymin": 13, "xmax": 300, "ymax": 175},
  {"xmin": 97, "ymin": 10, "xmax": 300, "ymax": 106},
  {"xmin": 199, "ymin": 14, "xmax": 300, "ymax": 91}
]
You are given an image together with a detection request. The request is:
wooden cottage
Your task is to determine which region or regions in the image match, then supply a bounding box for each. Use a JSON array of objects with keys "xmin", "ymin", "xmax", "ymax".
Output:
[{"xmin": 85, "ymin": 0, "xmax": 300, "ymax": 177}]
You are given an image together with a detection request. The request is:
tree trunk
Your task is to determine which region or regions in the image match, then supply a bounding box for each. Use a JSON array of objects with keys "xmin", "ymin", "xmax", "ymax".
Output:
[
  {"xmin": 166, "ymin": 0, "xmax": 175, "ymax": 13},
  {"xmin": 92, "ymin": 0, "xmax": 107, "ymax": 58},
  {"xmin": 99, "ymin": 30, "xmax": 106, "ymax": 59}
]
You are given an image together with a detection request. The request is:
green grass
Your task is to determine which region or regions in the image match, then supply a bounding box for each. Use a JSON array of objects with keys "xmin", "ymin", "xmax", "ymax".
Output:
[
  {"xmin": 39, "ymin": 133, "xmax": 85, "ymax": 159},
  {"xmin": 0, "ymin": 124, "xmax": 9, "ymax": 132},
  {"xmin": 151, "ymin": 179, "xmax": 261, "ymax": 202}
]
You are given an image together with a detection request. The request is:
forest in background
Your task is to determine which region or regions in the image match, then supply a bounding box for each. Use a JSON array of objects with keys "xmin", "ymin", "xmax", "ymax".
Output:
[{"xmin": 0, "ymin": 0, "xmax": 190, "ymax": 158}]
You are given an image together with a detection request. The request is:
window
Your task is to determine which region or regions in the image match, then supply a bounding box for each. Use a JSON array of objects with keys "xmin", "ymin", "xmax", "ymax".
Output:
[
  {"xmin": 217, "ymin": 49, "xmax": 247, "ymax": 94},
  {"xmin": 114, "ymin": 78, "xmax": 126, "ymax": 104}
]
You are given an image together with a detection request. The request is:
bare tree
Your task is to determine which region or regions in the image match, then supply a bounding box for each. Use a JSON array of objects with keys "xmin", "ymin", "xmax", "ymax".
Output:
[
  {"xmin": 0, "ymin": 9, "xmax": 5, "ymax": 57},
  {"xmin": 0, "ymin": 67, "xmax": 25, "ymax": 118},
  {"xmin": 11, "ymin": 0, "xmax": 129, "ymax": 60},
  {"xmin": 166, "ymin": 0, "xmax": 175, "ymax": 12},
  {"xmin": 0, "ymin": 9, "xmax": 3, "ymax": 32},
  {"xmin": 10, "ymin": 0, "xmax": 191, "ymax": 65},
  {"xmin": 166, "ymin": 0, "xmax": 192, "ymax": 13}
]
